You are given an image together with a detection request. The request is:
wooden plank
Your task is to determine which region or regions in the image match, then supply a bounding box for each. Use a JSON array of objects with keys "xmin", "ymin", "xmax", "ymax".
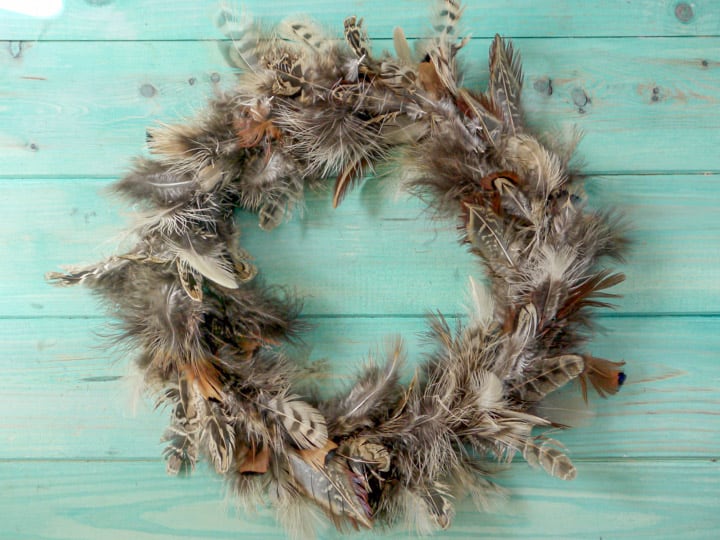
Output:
[
  {"xmin": 1, "ymin": 459, "xmax": 718, "ymax": 539},
  {"xmin": 2, "ymin": 0, "xmax": 719, "ymax": 41},
  {"xmin": 2, "ymin": 316, "xmax": 718, "ymax": 460},
  {"xmin": 1, "ymin": 38, "xmax": 719, "ymax": 177},
  {"xmin": 1, "ymin": 2, "xmax": 716, "ymax": 539},
  {"xmin": 236, "ymin": 174, "xmax": 720, "ymax": 316},
  {"xmin": 10, "ymin": 174, "xmax": 720, "ymax": 318}
]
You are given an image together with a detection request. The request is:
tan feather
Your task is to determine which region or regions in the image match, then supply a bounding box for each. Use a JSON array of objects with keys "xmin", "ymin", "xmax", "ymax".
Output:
[
  {"xmin": 518, "ymin": 354, "xmax": 585, "ymax": 402},
  {"xmin": 216, "ymin": 5, "xmax": 262, "ymax": 73},
  {"xmin": 176, "ymin": 259, "xmax": 203, "ymax": 302},
  {"xmin": 392, "ymin": 27, "xmax": 413, "ymax": 64},
  {"xmin": 266, "ymin": 395, "xmax": 328, "ymax": 449},
  {"xmin": 146, "ymin": 123, "xmax": 198, "ymax": 158},
  {"xmin": 466, "ymin": 276, "xmax": 494, "ymax": 329},
  {"xmin": 333, "ymin": 156, "xmax": 369, "ymax": 208},
  {"xmin": 203, "ymin": 404, "xmax": 234, "ymax": 474},
  {"xmin": 161, "ymin": 372, "xmax": 201, "ymax": 476},
  {"xmin": 171, "ymin": 244, "xmax": 238, "ymax": 290},
  {"xmin": 489, "ymin": 34, "xmax": 524, "ymax": 134},
  {"xmin": 277, "ymin": 17, "xmax": 332, "ymax": 53},
  {"xmin": 523, "ymin": 438, "xmax": 576, "ymax": 480},
  {"xmin": 343, "ymin": 438, "xmax": 390, "ymax": 476},
  {"xmin": 464, "ymin": 203, "xmax": 516, "ymax": 267},
  {"xmin": 237, "ymin": 443, "xmax": 271, "ymax": 474},
  {"xmin": 432, "ymin": 0, "xmax": 465, "ymax": 39},
  {"xmin": 288, "ymin": 448, "xmax": 372, "ymax": 529},
  {"xmin": 579, "ymin": 355, "xmax": 627, "ymax": 401},
  {"xmin": 343, "ymin": 16, "xmax": 370, "ymax": 59}
]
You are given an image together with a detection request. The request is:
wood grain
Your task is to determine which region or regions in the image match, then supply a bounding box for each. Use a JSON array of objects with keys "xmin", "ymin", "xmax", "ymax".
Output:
[
  {"xmin": 10, "ymin": 175, "xmax": 720, "ymax": 318},
  {"xmin": 2, "ymin": 316, "xmax": 718, "ymax": 460},
  {"xmin": 2, "ymin": 460, "xmax": 718, "ymax": 539},
  {"xmin": 1, "ymin": 38, "xmax": 718, "ymax": 177},
  {"xmin": 1, "ymin": 0, "xmax": 719, "ymax": 538},
  {"xmin": 2, "ymin": 0, "xmax": 719, "ymax": 40}
]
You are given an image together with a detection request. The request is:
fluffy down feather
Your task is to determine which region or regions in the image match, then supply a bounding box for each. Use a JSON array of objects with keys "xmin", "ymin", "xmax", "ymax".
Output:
[{"xmin": 48, "ymin": 2, "xmax": 628, "ymax": 536}]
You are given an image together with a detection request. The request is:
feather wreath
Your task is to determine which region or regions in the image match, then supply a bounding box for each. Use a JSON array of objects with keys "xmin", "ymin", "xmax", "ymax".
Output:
[{"xmin": 47, "ymin": 1, "xmax": 628, "ymax": 536}]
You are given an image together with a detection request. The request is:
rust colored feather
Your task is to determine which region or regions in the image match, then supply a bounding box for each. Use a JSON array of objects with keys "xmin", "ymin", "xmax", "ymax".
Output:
[
  {"xmin": 418, "ymin": 60, "xmax": 445, "ymax": 99},
  {"xmin": 479, "ymin": 170, "xmax": 522, "ymax": 191},
  {"xmin": 233, "ymin": 116, "xmax": 281, "ymax": 148},
  {"xmin": 557, "ymin": 271, "xmax": 625, "ymax": 321},
  {"xmin": 299, "ymin": 439, "xmax": 339, "ymax": 468},
  {"xmin": 237, "ymin": 443, "xmax": 271, "ymax": 474},
  {"xmin": 333, "ymin": 156, "xmax": 369, "ymax": 208},
  {"xmin": 184, "ymin": 362, "xmax": 223, "ymax": 402},
  {"xmin": 579, "ymin": 355, "xmax": 627, "ymax": 402}
]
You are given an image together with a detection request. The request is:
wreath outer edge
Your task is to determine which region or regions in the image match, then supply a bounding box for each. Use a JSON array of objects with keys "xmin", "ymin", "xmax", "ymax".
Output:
[{"xmin": 47, "ymin": 2, "xmax": 628, "ymax": 536}]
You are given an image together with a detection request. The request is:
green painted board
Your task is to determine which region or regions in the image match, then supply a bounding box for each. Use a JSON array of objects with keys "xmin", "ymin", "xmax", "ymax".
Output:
[
  {"xmin": 2, "ymin": 38, "xmax": 719, "ymax": 177},
  {"xmin": 2, "ymin": 0, "xmax": 719, "ymax": 40},
  {"xmin": 2, "ymin": 460, "xmax": 718, "ymax": 539},
  {"xmin": 8, "ymin": 175, "xmax": 720, "ymax": 318},
  {"xmin": 2, "ymin": 316, "xmax": 718, "ymax": 460}
]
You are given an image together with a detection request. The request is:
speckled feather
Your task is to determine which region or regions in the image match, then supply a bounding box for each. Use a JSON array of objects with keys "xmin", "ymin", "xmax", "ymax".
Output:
[{"xmin": 47, "ymin": 1, "xmax": 628, "ymax": 536}]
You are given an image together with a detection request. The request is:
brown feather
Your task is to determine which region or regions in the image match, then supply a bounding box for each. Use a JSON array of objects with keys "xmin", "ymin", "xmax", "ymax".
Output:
[
  {"xmin": 518, "ymin": 354, "xmax": 584, "ymax": 402},
  {"xmin": 333, "ymin": 156, "xmax": 369, "ymax": 208},
  {"xmin": 237, "ymin": 443, "xmax": 271, "ymax": 474},
  {"xmin": 418, "ymin": 61, "xmax": 445, "ymax": 100},
  {"xmin": 488, "ymin": 34, "xmax": 524, "ymax": 133},
  {"xmin": 177, "ymin": 259, "xmax": 203, "ymax": 302},
  {"xmin": 558, "ymin": 271, "xmax": 625, "ymax": 319},
  {"xmin": 185, "ymin": 363, "xmax": 223, "ymax": 402},
  {"xmin": 344, "ymin": 16, "xmax": 370, "ymax": 59},
  {"xmin": 523, "ymin": 438, "xmax": 576, "ymax": 480},
  {"xmin": 456, "ymin": 88, "xmax": 505, "ymax": 145},
  {"xmin": 266, "ymin": 395, "xmax": 328, "ymax": 449},
  {"xmin": 289, "ymin": 444, "xmax": 373, "ymax": 529},
  {"xmin": 579, "ymin": 355, "xmax": 627, "ymax": 401}
]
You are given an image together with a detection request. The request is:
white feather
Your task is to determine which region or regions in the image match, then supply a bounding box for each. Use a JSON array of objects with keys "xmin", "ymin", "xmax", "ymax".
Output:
[
  {"xmin": 475, "ymin": 370, "xmax": 504, "ymax": 410},
  {"xmin": 466, "ymin": 276, "xmax": 494, "ymax": 329},
  {"xmin": 171, "ymin": 244, "xmax": 238, "ymax": 289},
  {"xmin": 536, "ymin": 245, "xmax": 578, "ymax": 283}
]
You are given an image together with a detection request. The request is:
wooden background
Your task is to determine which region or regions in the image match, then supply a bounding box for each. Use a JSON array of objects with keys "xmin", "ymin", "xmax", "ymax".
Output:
[{"xmin": 2, "ymin": 1, "xmax": 719, "ymax": 538}]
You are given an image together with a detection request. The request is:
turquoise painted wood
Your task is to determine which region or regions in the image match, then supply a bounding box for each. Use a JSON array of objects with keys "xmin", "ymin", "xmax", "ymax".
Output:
[
  {"xmin": 1, "ymin": 0, "xmax": 719, "ymax": 538},
  {"xmin": 2, "ymin": 461, "xmax": 719, "ymax": 539},
  {"xmin": 2, "ymin": 0, "xmax": 719, "ymax": 40},
  {"xmin": 2, "ymin": 39, "xmax": 719, "ymax": 176},
  {"xmin": 2, "ymin": 316, "xmax": 719, "ymax": 460},
  {"xmin": 5, "ymin": 175, "xmax": 720, "ymax": 318}
]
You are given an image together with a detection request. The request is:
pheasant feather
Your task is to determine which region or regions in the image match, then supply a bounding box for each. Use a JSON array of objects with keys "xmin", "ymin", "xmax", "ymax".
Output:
[{"xmin": 48, "ymin": 2, "xmax": 628, "ymax": 536}]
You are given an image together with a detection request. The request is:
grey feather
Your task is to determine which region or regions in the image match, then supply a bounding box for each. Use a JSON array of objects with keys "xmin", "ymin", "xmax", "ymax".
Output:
[{"xmin": 266, "ymin": 395, "xmax": 328, "ymax": 449}]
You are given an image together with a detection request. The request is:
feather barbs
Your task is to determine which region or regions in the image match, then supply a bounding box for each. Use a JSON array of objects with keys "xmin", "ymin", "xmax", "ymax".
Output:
[
  {"xmin": 266, "ymin": 395, "xmax": 329, "ymax": 449},
  {"xmin": 579, "ymin": 356, "xmax": 627, "ymax": 401},
  {"xmin": 47, "ymin": 2, "xmax": 630, "ymax": 536}
]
